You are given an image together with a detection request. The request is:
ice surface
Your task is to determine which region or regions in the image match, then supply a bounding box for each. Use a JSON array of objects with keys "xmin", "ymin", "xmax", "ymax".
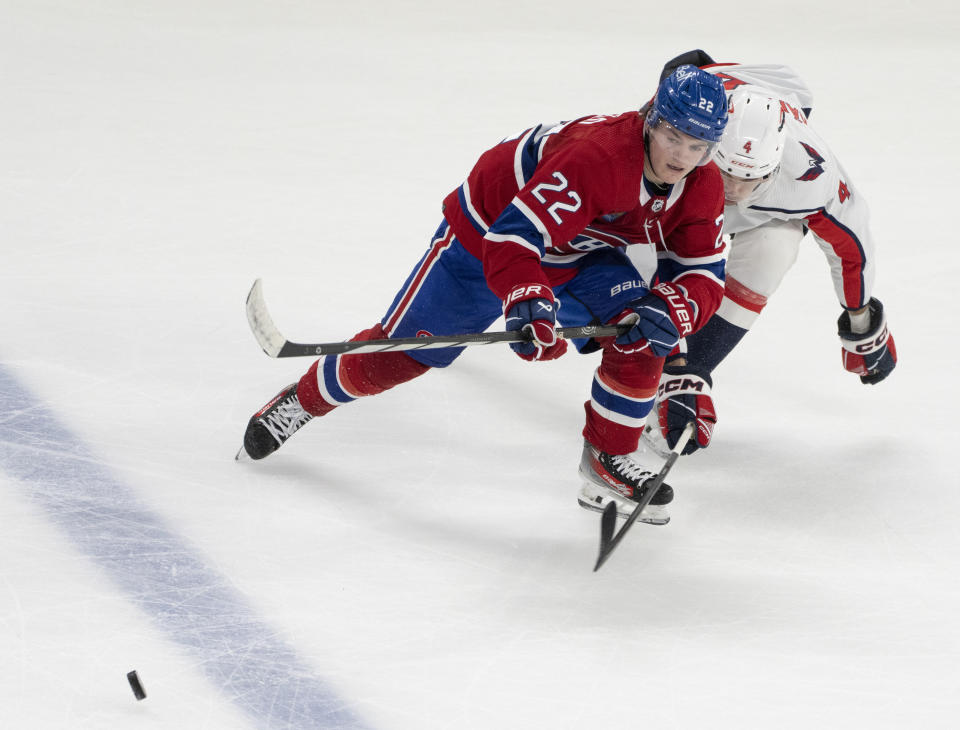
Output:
[{"xmin": 2, "ymin": 1, "xmax": 958, "ymax": 728}]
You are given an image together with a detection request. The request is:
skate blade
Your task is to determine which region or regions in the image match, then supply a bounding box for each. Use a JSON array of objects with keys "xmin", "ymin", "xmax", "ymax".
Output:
[
  {"xmin": 235, "ymin": 445, "xmax": 251, "ymax": 461},
  {"xmin": 577, "ymin": 496, "xmax": 670, "ymax": 526}
]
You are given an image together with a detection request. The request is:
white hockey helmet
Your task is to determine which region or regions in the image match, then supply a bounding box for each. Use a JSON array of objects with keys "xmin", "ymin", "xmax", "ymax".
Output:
[{"xmin": 715, "ymin": 89, "xmax": 786, "ymax": 179}]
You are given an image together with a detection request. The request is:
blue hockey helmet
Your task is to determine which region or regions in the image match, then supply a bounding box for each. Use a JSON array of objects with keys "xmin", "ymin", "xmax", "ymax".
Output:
[{"xmin": 647, "ymin": 64, "xmax": 728, "ymax": 145}]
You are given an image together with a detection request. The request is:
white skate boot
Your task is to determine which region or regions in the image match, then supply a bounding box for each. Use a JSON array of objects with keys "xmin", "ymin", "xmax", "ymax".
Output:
[{"xmin": 577, "ymin": 438, "xmax": 672, "ymax": 525}]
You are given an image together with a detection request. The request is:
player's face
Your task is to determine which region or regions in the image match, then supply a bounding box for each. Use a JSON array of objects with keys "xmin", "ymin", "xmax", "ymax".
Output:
[
  {"xmin": 645, "ymin": 121, "xmax": 712, "ymax": 185},
  {"xmin": 719, "ymin": 170, "xmax": 764, "ymax": 204}
]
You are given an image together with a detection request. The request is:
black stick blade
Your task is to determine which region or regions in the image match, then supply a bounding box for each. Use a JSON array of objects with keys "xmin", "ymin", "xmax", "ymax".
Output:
[
  {"xmin": 594, "ymin": 501, "xmax": 619, "ymax": 571},
  {"xmin": 591, "ymin": 421, "xmax": 695, "ymax": 572}
]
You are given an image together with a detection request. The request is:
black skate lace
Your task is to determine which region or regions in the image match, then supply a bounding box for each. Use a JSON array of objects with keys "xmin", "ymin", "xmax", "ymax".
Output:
[
  {"xmin": 608, "ymin": 454, "xmax": 653, "ymax": 485},
  {"xmin": 262, "ymin": 397, "xmax": 312, "ymax": 444}
]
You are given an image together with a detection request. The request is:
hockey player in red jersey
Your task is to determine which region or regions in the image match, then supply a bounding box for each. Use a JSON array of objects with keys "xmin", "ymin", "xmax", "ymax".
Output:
[
  {"xmin": 240, "ymin": 65, "xmax": 729, "ymax": 525},
  {"xmin": 642, "ymin": 51, "xmax": 898, "ymax": 459}
]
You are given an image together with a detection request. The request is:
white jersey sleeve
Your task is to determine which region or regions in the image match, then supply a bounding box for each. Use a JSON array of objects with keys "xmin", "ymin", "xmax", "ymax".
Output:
[
  {"xmin": 707, "ymin": 63, "xmax": 815, "ymax": 116},
  {"xmin": 707, "ymin": 63, "xmax": 876, "ymax": 310}
]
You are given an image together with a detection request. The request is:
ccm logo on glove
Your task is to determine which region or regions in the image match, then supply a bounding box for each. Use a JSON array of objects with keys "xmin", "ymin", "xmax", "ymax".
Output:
[
  {"xmin": 658, "ymin": 376, "xmax": 707, "ymax": 398},
  {"xmin": 851, "ymin": 324, "xmax": 889, "ymax": 354},
  {"xmin": 656, "ymin": 367, "xmax": 716, "ymax": 455},
  {"xmin": 838, "ymin": 297, "xmax": 897, "ymax": 385}
]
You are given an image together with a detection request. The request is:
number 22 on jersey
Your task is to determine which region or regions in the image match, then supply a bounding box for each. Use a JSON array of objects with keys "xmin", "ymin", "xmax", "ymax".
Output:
[{"xmin": 532, "ymin": 172, "xmax": 582, "ymax": 224}]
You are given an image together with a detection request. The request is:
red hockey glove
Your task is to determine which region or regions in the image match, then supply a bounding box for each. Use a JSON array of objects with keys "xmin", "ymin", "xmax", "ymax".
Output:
[
  {"xmin": 613, "ymin": 283, "xmax": 694, "ymax": 357},
  {"xmin": 503, "ymin": 283, "xmax": 567, "ymax": 362},
  {"xmin": 656, "ymin": 365, "xmax": 717, "ymax": 455},
  {"xmin": 838, "ymin": 297, "xmax": 897, "ymax": 385}
]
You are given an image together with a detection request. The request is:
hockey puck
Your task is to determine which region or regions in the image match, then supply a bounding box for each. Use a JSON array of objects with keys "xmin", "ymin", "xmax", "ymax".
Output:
[{"xmin": 127, "ymin": 670, "xmax": 147, "ymax": 700}]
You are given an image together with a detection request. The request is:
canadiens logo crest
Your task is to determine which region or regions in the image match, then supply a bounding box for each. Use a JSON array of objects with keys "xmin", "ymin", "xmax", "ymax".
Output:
[{"xmin": 652, "ymin": 199, "xmax": 664, "ymax": 212}]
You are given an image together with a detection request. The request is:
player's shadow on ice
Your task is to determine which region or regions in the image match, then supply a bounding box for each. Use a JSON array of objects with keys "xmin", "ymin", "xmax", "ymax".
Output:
[{"xmin": 691, "ymin": 430, "xmax": 905, "ymax": 528}]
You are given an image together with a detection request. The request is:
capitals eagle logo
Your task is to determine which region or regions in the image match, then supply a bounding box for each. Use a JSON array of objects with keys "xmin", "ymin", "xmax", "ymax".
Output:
[{"xmin": 797, "ymin": 142, "xmax": 825, "ymax": 181}]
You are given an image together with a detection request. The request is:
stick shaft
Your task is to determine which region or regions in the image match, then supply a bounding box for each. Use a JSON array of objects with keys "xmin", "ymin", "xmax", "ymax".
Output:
[{"xmin": 246, "ymin": 278, "xmax": 628, "ymax": 357}]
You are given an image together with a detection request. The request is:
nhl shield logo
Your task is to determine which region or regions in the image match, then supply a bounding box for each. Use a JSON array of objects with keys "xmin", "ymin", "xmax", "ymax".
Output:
[{"xmin": 652, "ymin": 199, "xmax": 664, "ymax": 213}]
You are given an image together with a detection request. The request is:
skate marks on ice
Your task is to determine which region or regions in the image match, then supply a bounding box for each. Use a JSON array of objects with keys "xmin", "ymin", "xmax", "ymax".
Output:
[{"xmin": 0, "ymin": 365, "xmax": 372, "ymax": 730}]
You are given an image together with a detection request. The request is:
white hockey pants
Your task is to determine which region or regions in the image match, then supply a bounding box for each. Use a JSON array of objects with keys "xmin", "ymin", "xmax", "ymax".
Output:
[{"xmin": 716, "ymin": 218, "xmax": 806, "ymax": 330}]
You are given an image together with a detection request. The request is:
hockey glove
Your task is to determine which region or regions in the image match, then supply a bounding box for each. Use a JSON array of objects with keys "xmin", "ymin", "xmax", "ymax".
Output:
[
  {"xmin": 613, "ymin": 283, "xmax": 694, "ymax": 358},
  {"xmin": 656, "ymin": 365, "xmax": 717, "ymax": 455},
  {"xmin": 503, "ymin": 283, "xmax": 567, "ymax": 362},
  {"xmin": 838, "ymin": 297, "xmax": 897, "ymax": 385}
]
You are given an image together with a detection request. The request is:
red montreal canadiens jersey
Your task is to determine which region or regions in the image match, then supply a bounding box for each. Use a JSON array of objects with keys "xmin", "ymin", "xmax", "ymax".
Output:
[{"xmin": 441, "ymin": 112, "xmax": 727, "ymax": 332}]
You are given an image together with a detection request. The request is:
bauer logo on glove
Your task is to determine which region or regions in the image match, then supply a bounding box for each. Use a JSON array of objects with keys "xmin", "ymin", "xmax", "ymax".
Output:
[
  {"xmin": 503, "ymin": 282, "xmax": 567, "ymax": 362},
  {"xmin": 504, "ymin": 283, "xmax": 549, "ymax": 308},
  {"xmin": 612, "ymin": 286, "xmax": 693, "ymax": 358}
]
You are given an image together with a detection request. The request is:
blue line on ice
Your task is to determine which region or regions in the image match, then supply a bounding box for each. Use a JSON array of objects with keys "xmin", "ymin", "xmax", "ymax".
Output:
[{"xmin": 0, "ymin": 365, "xmax": 371, "ymax": 730}]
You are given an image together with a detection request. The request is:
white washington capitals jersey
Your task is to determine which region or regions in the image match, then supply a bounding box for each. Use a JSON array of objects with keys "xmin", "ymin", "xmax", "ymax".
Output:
[{"xmin": 706, "ymin": 63, "xmax": 876, "ymax": 310}]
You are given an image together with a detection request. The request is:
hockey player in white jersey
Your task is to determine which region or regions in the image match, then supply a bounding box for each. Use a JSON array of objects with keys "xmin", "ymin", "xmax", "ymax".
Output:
[{"xmin": 643, "ymin": 51, "xmax": 898, "ymax": 457}]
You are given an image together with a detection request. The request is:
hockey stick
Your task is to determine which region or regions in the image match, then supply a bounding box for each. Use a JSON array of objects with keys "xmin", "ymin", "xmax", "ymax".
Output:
[
  {"xmin": 593, "ymin": 421, "xmax": 696, "ymax": 572},
  {"xmin": 246, "ymin": 278, "xmax": 630, "ymax": 357}
]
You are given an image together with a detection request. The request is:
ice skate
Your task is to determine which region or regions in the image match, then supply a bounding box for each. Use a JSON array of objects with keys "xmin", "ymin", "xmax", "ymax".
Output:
[
  {"xmin": 577, "ymin": 439, "xmax": 672, "ymax": 525},
  {"xmin": 238, "ymin": 383, "xmax": 314, "ymax": 460}
]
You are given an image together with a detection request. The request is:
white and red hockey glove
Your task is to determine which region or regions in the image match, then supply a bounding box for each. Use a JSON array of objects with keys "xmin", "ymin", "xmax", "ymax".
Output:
[
  {"xmin": 838, "ymin": 297, "xmax": 897, "ymax": 385},
  {"xmin": 613, "ymin": 283, "xmax": 694, "ymax": 357},
  {"xmin": 656, "ymin": 365, "xmax": 717, "ymax": 455},
  {"xmin": 503, "ymin": 283, "xmax": 567, "ymax": 362}
]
